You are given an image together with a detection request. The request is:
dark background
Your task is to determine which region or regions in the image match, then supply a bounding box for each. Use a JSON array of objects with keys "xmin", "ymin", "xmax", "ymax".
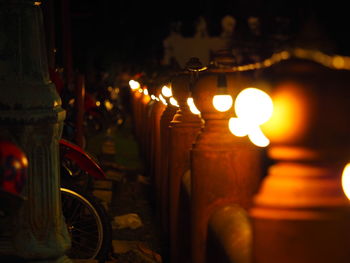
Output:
[{"xmin": 47, "ymin": 0, "xmax": 350, "ymax": 75}]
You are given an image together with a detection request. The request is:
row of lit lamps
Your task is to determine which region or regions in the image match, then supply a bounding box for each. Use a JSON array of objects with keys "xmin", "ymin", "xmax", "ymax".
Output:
[
  {"xmin": 129, "ymin": 77, "xmax": 350, "ymax": 200},
  {"xmin": 129, "ymin": 78, "xmax": 272, "ymax": 147}
]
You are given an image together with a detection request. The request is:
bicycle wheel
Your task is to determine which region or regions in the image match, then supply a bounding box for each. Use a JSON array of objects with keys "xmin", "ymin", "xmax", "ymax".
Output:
[{"xmin": 60, "ymin": 187, "xmax": 112, "ymax": 261}]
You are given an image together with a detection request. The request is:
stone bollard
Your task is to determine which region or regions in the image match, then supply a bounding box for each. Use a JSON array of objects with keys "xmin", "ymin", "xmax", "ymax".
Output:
[
  {"xmin": 130, "ymin": 79, "xmax": 143, "ymax": 141},
  {"xmin": 139, "ymin": 85, "xmax": 151, "ymax": 157},
  {"xmin": 168, "ymin": 68, "xmax": 203, "ymax": 263},
  {"xmin": 143, "ymin": 82, "xmax": 158, "ymax": 177},
  {"xmin": 0, "ymin": 1, "xmax": 71, "ymax": 262},
  {"xmin": 150, "ymin": 81, "xmax": 166, "ymax": 200},
  {"xmin": 251, "ymin": 58, "xmax": 350, "ymax": 263},
  {"xmin": 158, "ymin": 81, "xmax": 178, "ymax": 243},
  {"xmin": 190, "ymin": 53, "xmax": 263, "ymax": 263}
]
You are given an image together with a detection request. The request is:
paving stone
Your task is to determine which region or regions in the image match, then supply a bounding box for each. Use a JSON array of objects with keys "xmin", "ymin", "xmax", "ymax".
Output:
[
  {"xmin": 93, "ymin": 189, "xmax": 113, "ymax": 204},
  {"xmin": 112, "ymin": 240, "xmax": 146, "ymax": 253},
  {"xmin": 112, "ymin": 240, "xmax": 162, "ymax": 263},
  {"xmin": 93, "ymin": 179, "xmax": 114, "ymax": 190},
  {"xmin": 71, "ymin": 260, "xmax": 98, "ymax": 263},
  {"xmin": 102, "ymin": 142, "xmax": 117, "ymax": 155},
  {"xmin": 105, "ymin": 169, "xmax": 125, "ymax": 181}
]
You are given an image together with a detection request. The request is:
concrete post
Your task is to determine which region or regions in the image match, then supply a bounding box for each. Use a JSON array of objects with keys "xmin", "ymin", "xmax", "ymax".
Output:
[
  {"xmin": 251, "ymin": 59, "xmax": 350, "ymax": 263},
  {"xmin": 168, "ymin": 71, "xmax": 202, "ymax": 263},
  {"xmin": 0, "ymin": 1, "xmax": 71, "ymax": 262},
  {"xmin": 190, "ymin": 56, "xmax": 263, "ymax": 263}
]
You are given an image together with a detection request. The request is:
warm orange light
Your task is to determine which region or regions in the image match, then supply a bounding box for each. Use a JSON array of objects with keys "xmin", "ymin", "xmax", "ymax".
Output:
[
  {"xmin": 129, "ymin": 80, "xmax": 141, "ymax": 90},
  {"xmin": 212, "ymin": 95, "xmax": 233, "ymax": 112},
  {"xmin": 342, "ymin": 163, "xmax": 350, "ymax": 200},
  {"xmin": 142, "ymin": 92, "xmax": 151, "ymax": 104},
  {"xmin": 261, "ymin": 84, "xmax": 308, "ymax": 143},
  {"xmin": 187, "ymin": 97, "xmax": 200, "ymax": 115},
  {"xmin": 161, "ymin": 85, "xmax": 172, "ymax": 97},
  {"xmin": 170, "ymin": 97, "xmax": 179, "ymax": 107},
  {"xmin": 96, "ymin": 101, "xmax": 101, "ymax": 107},
  {"xmin": 104, "ymin": 100, "xmax": 113, "ymax": 110}
]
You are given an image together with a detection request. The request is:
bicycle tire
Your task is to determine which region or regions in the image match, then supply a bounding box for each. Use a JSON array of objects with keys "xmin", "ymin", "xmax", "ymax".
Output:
[{"xmin": 60, "ymin": 186, "xmax": 112, "ymax": 261}]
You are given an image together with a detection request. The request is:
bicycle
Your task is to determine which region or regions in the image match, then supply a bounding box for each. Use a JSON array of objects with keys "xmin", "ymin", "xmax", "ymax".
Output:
[{"xmin": 60, "ymin": 139, "xmax": 113, "ymax": 262}]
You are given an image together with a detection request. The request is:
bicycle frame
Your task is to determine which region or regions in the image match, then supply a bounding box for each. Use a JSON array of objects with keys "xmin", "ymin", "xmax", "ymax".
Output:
[{"xmin": 59, "ymin": 139, "xmax": 105, "ymax": 180}]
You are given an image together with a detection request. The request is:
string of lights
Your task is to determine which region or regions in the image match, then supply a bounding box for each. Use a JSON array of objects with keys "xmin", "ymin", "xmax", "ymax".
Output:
[{"xmin": 232, "ymin": 48, "xmax": 350, "ymax": 72}]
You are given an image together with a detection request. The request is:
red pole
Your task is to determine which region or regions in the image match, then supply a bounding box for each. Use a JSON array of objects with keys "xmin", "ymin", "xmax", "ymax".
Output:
[
  {"xmin": 75, "ymin": 74, "xmax": 85, "ymax": 148},
  {"xmin": 62, "ymin": 0, "xmax": 73, "ymax": 88}
]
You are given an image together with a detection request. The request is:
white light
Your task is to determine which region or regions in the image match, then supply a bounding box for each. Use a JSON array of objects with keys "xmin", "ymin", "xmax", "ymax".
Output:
[
  {"xmin": 235, "ymin": 88, "xmax": 273, "ymax": 124},
  {"xmin": 228, "ymin": 117, "xmax": 248, "ymax": 137},
  {"xmin": 247, "ymin": 126, "xmax": 270, "ymax": 147},
  {"xmin": 187, "ymin": 97, "xmax": 200, "ymax": 115},
  {"xmin": 213, "ymin": 95, "xmax": 233, "ymax": 112},
  {"xmin": 229, "ymin": 87, "xmax": 273, "ymax": 147},
  {"xmin": 159, "ymin": 94, "xmax": 167, "ymax": 105},
  {"xmin": 161, "ymin": 85, "xmax": 172, "ymax": 97},
  {"xmin": 151, "ymin": 95, "xmax": 156, "ymax": 100},
  {"xmin": 342, "ymin": 163, "xmax": 350, "ymax": 200},
  {"xmin": 229, "ymin": 117, "xmax": 270, "ymax": 147},
  {"xmin": 170, "ymin": 97, "xmax": 179, "ymax": 107},
  {"xmin": 143, "ymin": 89, "xmax": 149, "ymax": 96},
  {"xmin": 129, "ymin": 80, "xmax": 140, "ymax": 90}
]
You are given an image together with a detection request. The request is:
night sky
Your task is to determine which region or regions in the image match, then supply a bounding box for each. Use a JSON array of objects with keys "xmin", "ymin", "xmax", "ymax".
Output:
[{"xmin": 49, "ymin": 0, "xmax": 350, "ymax": 74}]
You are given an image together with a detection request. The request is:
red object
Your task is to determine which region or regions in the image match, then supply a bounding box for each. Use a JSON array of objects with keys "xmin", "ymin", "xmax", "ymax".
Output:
[
  {"xmin": 49, "ymin": 68, "xmax": 64, "ymax": 95},
  {"xmin": 59, "ymin": 139, "xmax": 105, "ymax": 179},
  {"xmin": 84, "ymin": 92, "xmax": 97, "ymax": 111},
  {"xmin": 0, "ymin": 140, "xmax": 28, "ymax": 197}
]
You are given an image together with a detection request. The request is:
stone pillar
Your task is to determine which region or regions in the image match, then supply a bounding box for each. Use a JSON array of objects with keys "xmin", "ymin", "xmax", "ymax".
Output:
[
  {"xmin": 168, "ymin": 71, "xmax": 202, "ymax": 263},
  {"xmin": 251, "ymin": 59, "xmax": 350, "ymax": 263},
  {"xmin": 0, "ymin": 1, "xmax": 71, "ymax": 262},
  {"xmin": 149, "ymin": 85, "xmax": 166, "ymax": 194},
  {"xmin": 158, "ymin": 95, "xmax": 177, "ymax": 236},
  {"xmin": 190, "ymin": 57, "xmax": 263, "ymax": 263}
]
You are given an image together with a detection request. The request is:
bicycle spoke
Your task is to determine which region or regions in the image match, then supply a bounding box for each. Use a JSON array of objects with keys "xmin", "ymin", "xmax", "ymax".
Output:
[{"xmin": 61, "ymin": 188, "xmax": 109, "ymax": 260}]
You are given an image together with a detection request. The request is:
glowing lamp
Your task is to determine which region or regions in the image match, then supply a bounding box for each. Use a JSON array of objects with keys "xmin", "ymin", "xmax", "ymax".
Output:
[
  {"xmin": 212, "ymin": 95, "xmax": 233, "ymax": 112},
  {"xmin": 235, "ymin": 88, "xmax": 273, "ymax": 124},
  {"xmin": 212, "ymin": 73, "xmax": 233, "ymax": 112},
  {"xmin": 129, "ymin": 80, "xmax": 140, "ymax": 90},
  {"xmin": 143, "ymin": 89, "xmax": 149, "ymax": 96},
  {"xmin": 187, "ymin": 97, "xmax": 201, "ymax": 115},
  {"xmin": 162, "ymin": 85, "xmax": 172, "ymax": 97},
  {"xmin": 151, "ymin": 95, "xmax": 156, "ymax": 100},
  {"xmin": 170, "ymin": 97, "xmax": 179, "ymax": 107},
  {"xmin": 159, "ymin": 94, "xmax": 167, "ymax": 105},
  {"xmin": 342, "ymin": 163, "xmax": 350, "ymax": 200},
  {"xmin": 104, "ymin": 100, "xmax": 113, "ymax": 110},
  {"xmin": 229, "ymin": 87, "xmax": 273, "ymax": 147}
]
